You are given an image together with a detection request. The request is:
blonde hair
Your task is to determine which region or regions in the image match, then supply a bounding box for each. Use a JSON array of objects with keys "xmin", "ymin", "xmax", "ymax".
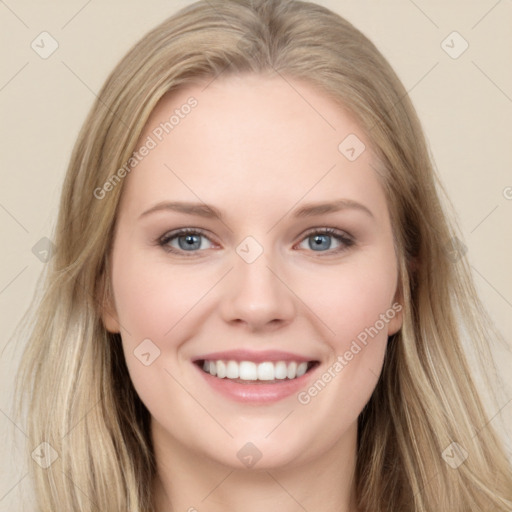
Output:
[{"xmin": 13, "ymin": 0, "xmax": 512, "ymax": 510}]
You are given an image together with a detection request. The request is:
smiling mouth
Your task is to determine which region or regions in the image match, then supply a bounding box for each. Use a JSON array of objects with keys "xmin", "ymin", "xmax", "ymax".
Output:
[{"xmin": 194, "ymin": 359, "xmax": 320, "ymax": 383}]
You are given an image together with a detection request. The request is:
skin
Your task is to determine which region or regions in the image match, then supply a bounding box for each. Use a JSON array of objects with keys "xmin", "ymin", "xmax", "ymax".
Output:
[{"xmin": 102, "ymin": 73, "xmax": 403, "ymax": 512}]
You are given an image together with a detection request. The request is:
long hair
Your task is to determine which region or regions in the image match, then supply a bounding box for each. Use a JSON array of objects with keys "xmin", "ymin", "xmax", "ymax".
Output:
[{"xmin": 14, "ymin": 0, "xmax": 512, "ymax": 510}]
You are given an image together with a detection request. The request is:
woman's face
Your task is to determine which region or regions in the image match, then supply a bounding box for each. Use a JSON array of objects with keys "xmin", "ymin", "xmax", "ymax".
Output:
[{"xmin": 102, "ymin": 73, "xmax": 402, "ymax": 470}]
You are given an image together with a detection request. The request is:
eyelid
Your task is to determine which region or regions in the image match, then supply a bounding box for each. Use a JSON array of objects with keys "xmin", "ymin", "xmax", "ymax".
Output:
[{"xmin": 299, "ymin": 226, "xmax": 353, "ymax": 242}]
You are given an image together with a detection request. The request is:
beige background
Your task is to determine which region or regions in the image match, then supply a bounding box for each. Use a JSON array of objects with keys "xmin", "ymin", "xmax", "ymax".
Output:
[{"xmin": 1, "ymin": 1, "xmax": 511, "ymax": 509}]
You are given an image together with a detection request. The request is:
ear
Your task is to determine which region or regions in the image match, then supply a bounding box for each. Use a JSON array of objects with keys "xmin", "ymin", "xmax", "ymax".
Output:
[
  {"xmin": 387, "ymin": 277, "xmax": 404, "ymax": 337},
  {"xmin": 97, "ymin": 267, "xmax": 120, "ymax": 333}
]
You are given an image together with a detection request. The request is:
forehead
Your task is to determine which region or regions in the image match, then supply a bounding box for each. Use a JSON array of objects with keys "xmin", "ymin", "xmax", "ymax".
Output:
[{"xmin": 117, "ymin": 73, "xmax": 388, "ymax": 222}]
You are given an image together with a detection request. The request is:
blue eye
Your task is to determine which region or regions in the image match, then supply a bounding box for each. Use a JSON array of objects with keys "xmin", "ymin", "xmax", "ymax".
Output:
[
  {"xmin": 159, "ymin": 228, "xmax": 214, "ymax": 253},
  {"xmin": 298, "ymin": 227, "xmax": 354, "ymax": 253},
  {"xmin": 158, "ymin": 227, "xmax": 354, "ymax": 255}
]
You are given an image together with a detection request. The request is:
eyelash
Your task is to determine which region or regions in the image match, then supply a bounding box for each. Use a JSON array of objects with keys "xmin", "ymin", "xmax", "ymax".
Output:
[{"xmin": 157, "ymin": 227, "xmax": 355, "ymax": 257}]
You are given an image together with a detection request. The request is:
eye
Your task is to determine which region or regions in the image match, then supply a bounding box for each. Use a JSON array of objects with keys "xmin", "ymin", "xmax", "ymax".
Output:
[
  {"xmin": 157, "ymin": 227, "xmax": 354, "ymax": 256},
  {"xmin": 158, "ymin": 228, "xmax": 215, "ymax": 254},
  {"xmin": 296, "ymin": 227, "xmax": 354, "ymax": 254}
]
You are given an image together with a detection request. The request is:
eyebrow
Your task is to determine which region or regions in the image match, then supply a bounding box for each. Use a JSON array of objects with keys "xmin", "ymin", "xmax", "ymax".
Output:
[{"xmin": 138, "ymin": 199, "xmax": 374, "ymax": 221}]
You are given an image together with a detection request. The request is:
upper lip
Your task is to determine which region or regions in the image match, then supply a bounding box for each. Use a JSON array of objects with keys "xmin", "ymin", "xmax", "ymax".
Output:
[{"xmin": 193, "ymin": 349, "xmax": 318, "ymax": 364}]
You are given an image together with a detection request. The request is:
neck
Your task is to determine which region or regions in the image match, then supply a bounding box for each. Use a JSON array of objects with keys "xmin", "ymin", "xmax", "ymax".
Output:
[{"xmin": 152, "ymin": 421, "xmax": 359, "ymax": 512}]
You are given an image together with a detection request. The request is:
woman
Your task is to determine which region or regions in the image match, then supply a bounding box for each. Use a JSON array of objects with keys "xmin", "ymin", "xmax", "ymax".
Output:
[{"xmin": 15, "ymin": 0, "xmax": 512, "ymax": 510}]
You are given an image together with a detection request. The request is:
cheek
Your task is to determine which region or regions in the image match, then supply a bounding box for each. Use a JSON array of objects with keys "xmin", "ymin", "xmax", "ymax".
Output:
[
  {"xmin": 310, "ymin": 254, "xmax": 399, "ymax": 346},
  {"xmin": 296, "ymin": 253, "xmax": 398, "ymax": 406},
  {"xmin": 110, "ymin": 251, "xmax": 210, "ymax": 417},
  {"xmin": 111, "ymin": 248, "xmax": 214, "ymax": 342}
]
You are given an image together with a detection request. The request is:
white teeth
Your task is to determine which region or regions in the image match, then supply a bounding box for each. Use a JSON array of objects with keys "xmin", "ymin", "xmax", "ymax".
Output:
[
  {"xmin": 226, "ymin": 360, "xmax": 239, "ymax": 379},
  {"xmin": 239, "ymin": 361, "xmax": 257, "ymax": 380},
  {"xmin": 201, "ymin": 359, "xmax": 313, "ymax": 381},
  {"xmin": 274, "ymin": 361, "xmax": 288, "ymax": 379},
  {"xmin": 296, "ymin": 362, "xmax": 308, "ymax": 377},
  {"xmin": 257, "ymin": 362, "xmax": 275, "ymax": 381},
  {"xmin": 287, "ymin": 361, "xmax": 297, "ymax": 379},
  {"xmin": 216, "ymin": 360, "xmax": 226, "ymax": 378}
]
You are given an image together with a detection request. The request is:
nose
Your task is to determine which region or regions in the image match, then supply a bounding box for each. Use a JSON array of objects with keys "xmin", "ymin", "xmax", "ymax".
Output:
[{"xmin": 219, "ymin": 246, "xmax": 296, "ymax": 332}]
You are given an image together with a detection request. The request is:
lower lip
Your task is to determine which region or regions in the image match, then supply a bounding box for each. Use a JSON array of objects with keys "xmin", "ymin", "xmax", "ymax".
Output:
[{"xmin": 194, "ymin": 363, "xmax": 319, "ymax": 403}]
